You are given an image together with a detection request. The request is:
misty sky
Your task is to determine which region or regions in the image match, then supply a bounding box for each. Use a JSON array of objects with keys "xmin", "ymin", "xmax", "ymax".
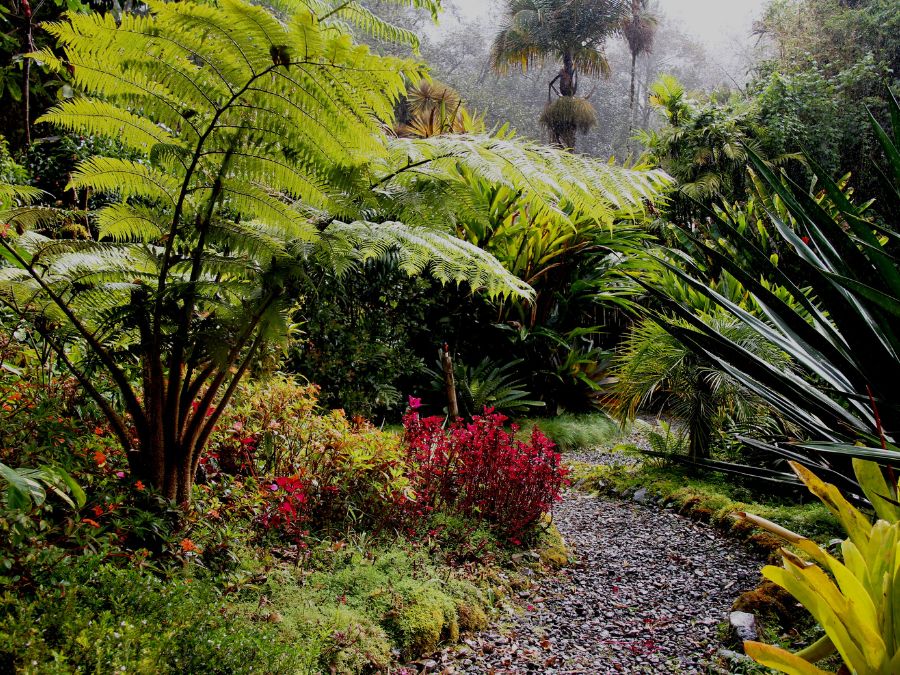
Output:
[{"xmin": 439, "ymin": 0, "xmax": 769, "ymax": 52}]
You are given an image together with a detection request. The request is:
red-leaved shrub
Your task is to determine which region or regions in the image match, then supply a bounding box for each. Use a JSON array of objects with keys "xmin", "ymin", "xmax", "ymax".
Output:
[{"xmin": 402, "ymin": 408, "xmax": 568, "ymax": 541}]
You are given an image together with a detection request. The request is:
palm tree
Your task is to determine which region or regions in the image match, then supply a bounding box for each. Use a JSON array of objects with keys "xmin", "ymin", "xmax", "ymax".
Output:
[
  {"xmin": 612, "ymin": 314, "xmax": 789, "ymax": 462},
  {"xmin": 622, "ymin": 0, "xmax": 657, "ymax": 110},
  {"xmin": 490, "ymin": 0, "xmax": 630, "ymax": 149}
]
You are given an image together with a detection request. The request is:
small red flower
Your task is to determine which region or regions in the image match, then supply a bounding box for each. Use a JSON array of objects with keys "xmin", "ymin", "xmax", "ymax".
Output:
[
  {"xmin": 93, "ymin": 450, "xmax": 107, "ymax": 466},
  {"xmin": 407, "ymin": 395, "xmax": 422, "ymax": 409}
]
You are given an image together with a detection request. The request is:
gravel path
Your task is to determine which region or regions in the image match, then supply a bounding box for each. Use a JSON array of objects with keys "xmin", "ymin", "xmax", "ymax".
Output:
[{"xmin": 431, "ymin": 448, "xmax": 765, "ymax": 674}]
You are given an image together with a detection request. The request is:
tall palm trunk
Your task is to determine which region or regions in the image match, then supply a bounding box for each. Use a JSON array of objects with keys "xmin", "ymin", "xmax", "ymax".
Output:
[
  {"xmin": 560, "ymin": 50, "xmax": 576, "ymax": 96},
  {"xmin": 630, "ymin": 52, "xmax": 638, "ymax": 109}
]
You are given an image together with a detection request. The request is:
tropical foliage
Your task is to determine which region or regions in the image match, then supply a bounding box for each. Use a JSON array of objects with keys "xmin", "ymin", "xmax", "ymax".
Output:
[
  {"xmin": 0, "ymin": 0, "xmax": 672, "ymax": 502},
  {"xmin": 2, "ymin": 0, "xmax": 898, "ymax": 671},
  {"xmin": 741, "ymin": 459, "xmax": 900, "ymax": 674},
  {"xmin": 612, "ymin": 313, "xmax": 789, "ymax": 462},
  {"xmin": 638, "ymin": 92, "xmax": 900, "ymax": 489}
]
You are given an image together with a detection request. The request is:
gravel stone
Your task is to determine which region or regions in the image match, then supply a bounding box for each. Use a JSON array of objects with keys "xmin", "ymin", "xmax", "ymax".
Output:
[{"xmin": 439, "ymin": 444, "xmax": 765, "ymax": 674}]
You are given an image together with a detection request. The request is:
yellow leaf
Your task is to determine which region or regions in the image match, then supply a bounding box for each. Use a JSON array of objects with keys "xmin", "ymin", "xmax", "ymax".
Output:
[
  {"xmin": 791, "ymin": 461, "xmax": 873, "ymax": 550},
  {"xmin": 744, "ymin": 641, "xmax": 832, "ymax": 674},
  {"xmin": 854, "ymin": 458, "xmax": 900, "ymax": 523}
]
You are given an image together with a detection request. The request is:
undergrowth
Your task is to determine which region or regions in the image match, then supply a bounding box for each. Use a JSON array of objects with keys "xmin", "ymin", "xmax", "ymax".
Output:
[{"xmin": 521, "ymin": 413, "xmax": 625, "ymax": 452}]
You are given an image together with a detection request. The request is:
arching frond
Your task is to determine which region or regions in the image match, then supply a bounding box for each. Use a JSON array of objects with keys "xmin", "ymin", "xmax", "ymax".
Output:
[
  {"xmin": 324, "ymin": 2, "xmax": 422, "ymax": 51},
  {"xmin": 322, "ymin": 220, "xmax": 534, "ymax": 300},
  {"xmin": 68, "ymin": 157, "xmax": 183, "ymax": 205},
  {"xmin": 571, "ymin": 46, "xmax": 611, "ymax": 79},
  {"xmin": 38, "ymin": 99, "xmax": 183, "ymax": 155},
  {"xmin": 0, "ymin": 184, "xmax": 44, "ymax": 210},
  {"xmin": 379, "ymin": 133, "xmax": 671, "ymax": 227}
]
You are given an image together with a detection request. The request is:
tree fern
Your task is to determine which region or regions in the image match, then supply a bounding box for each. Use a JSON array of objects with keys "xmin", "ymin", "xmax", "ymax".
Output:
[{"xmin": 0, "ymin": 0, "xmax": 666, "ymax": 503}]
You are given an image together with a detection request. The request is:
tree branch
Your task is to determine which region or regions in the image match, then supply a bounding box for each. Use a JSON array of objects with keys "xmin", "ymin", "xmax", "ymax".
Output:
[{"xmin": 0, "ymin": 238, "xmax": 148, "ymax": 437}]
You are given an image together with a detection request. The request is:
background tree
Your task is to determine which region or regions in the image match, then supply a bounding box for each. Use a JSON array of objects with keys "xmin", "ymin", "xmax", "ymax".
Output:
[
  {"xmin": 750, "ymin": 0, "xmax": 900, "ymax": 209},
  {"xmin": 622, "ymin": 0, "xmax": 657, "ymax": 110},
  {"xmin": 490, "ymin": 0, "xmax": 630, "ymax": 148}
]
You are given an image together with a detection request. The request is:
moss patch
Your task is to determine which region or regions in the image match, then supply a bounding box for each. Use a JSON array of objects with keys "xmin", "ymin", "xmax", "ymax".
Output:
[
  {"xmin": 391, "ymin": 582, "xmax": 459, "ymax": 658},
  {"xmin": 239, "ymin": 542, "xmax": 496, "ymax": 672},
  {"xmin": 534, "ymin": 520, "xmax": 569, "ymax": 568}
]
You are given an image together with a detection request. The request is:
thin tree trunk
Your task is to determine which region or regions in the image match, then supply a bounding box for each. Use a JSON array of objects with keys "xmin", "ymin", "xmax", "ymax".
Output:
[
  {"xmin": 629, "ymin": 52, "xmax": 637, "ymax": 110},
  {"xmin": 441, "ymin": 343, "xmax": 459, "ymax": 418},
  {"xmin": 22, "ymin": 0, "xmax": 34, "ymax": 147}
]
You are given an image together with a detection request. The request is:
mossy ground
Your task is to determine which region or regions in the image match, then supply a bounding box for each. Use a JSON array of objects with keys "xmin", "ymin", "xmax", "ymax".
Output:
[
  {"xmin": 572, "ymin": 455, "xmax": 842, "ymax": 546},
  {"xmin": 227, "ymin": 520, "xmax": 568, "ymax": 673},
  {"xmin": 231, "ymin": 542, "xmax": 490, "ymax": 671}
]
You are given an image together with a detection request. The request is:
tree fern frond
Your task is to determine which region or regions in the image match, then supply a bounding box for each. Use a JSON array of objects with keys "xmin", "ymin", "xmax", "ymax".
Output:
[
  {"xmin": 96, "ymin": 204, "xmax": 166, "ymax": 243},
  {"xmin": 38, "ymin": 99, "xmax": 182, "ymax": 155},
  {"xmin": 326, "ymin": 3, "xmax": 421, "ymax": 51},
  {"xmin": 1, "ymin": 206, "xmax": 63, "ymax": 232},
  {"xmin": 68, "ymin": 157, "xmax": 183, "ymax": 205},
  {"xmin": 220, "ymin": 181, "xmax": 319, "ymax": 243},
  {"xmin": 324, "ymin": 220, "xmax": 534, "ymax": 300},
  {"xmin": 0, "ymin": 184, "xmax": 45, "ymax": 210}
]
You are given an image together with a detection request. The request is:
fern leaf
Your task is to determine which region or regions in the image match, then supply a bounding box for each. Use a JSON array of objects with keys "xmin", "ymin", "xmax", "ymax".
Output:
[{"xmin": 38, "ymin": 99, "xmax": 182, "ymax": 155}]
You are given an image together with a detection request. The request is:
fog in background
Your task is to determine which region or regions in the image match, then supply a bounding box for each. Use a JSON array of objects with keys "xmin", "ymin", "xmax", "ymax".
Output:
[{"xmin": 396, "ymin": 0, "xmax": 772, "ymax": 158}]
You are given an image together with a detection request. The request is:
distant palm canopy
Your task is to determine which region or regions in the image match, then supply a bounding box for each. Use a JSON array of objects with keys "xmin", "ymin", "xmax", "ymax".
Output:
[{"xmin": 490, "ymin": 0, "xmax": 633, "ymax": 148}]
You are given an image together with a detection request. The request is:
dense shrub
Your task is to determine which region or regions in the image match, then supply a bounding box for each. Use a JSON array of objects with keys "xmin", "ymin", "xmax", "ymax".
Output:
[
  {"xmin": 0, "ymin": 366, "xmax": 186, "ymax": 584},
  {"xmin": 206, "ymin": 376, "xmax": 411, "ymax": 538},
  {"xmin": 403, "ymin": 407, "xmax": 568, "ymax": 541},
  {"xmin": 288, "ymin": 258, "xmax": 433, "ymax": 421}
]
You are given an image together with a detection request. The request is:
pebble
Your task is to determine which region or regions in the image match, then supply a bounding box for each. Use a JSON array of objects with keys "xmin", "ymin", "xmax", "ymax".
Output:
[{"xmin": 435, "ymin": 435, "xmax": 765, "ymax": 674}]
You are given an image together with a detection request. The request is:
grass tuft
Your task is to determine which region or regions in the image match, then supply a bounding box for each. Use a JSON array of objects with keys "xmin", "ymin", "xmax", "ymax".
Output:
[{"xmin": 521, "ymin": 413, "xmax": 625, "ymax": 452}]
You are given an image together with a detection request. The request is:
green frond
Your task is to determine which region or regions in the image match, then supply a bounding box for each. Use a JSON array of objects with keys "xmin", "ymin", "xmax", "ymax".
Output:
[
  {"xmin": 68, "ymin": 157, "xmax": 183, "ymax": 205},
  {"xmin": 0, "ymin": 184, "xmax": 45, "ymax": 210},
  {"xmin": 96, "ymin": 204, "xmax": 166, "ymax": 243},
  {"xmin": 326, "ymin": 3, "xmax": 422, "ymax": 51},
  {"xmin": 381, "ymin": 134, "xmax": 671, "ymax": 227},
  {"xmin": 220, "ymin": 181, "xmax": 318, "ymax": 243},
  {"xmin": 37, "ymin": 99, "xmax": 183, "ymax": 155},
  {"xmin": 323, "ymin": 220, "xmax": 534, "ymax": 300}
]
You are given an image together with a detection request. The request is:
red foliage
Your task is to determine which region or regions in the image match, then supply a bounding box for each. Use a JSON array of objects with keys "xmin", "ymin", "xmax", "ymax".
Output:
[
  {"xmin": 258, "ymin": 475, "xmax": 310, "ymax": 542},
  {"xmin": 402, "ymin": 409, "xmax": 568, "ymax": 540}
]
